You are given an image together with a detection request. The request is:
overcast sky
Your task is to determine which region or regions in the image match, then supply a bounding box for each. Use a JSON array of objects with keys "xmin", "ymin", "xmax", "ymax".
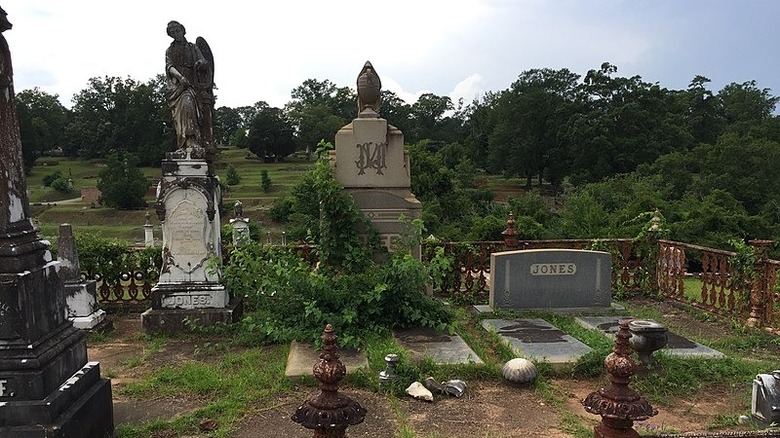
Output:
[{"xmin": 5, "ymin": 0, "xmax": 779, "ymax": 110}]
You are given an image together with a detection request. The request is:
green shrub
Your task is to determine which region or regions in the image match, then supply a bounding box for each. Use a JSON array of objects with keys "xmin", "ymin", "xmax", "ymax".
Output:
[
  {"xmin": 43, "ymin": 170, "xmax": 62, "ymax": 187},
  {"xmin": 50, "ymin": 177, "xmax": 73, "ymax": 194},
  {"xmin": 260, "ymin": 169, "xmax": 272, "ymax": 193},
  {"xmin": 225, "ymin": 165, "xmax": 241, "ymax": 185}
]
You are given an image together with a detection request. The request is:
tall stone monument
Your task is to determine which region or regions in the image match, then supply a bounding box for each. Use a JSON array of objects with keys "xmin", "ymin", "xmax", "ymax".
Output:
[
  {"xmin": 141, "ymin": 20, "xmax": 241, "ymax": 332},
  {"xmin": 0, "ymin": 7, "xmax": 113, "ymax": 436},
  {"xmin": 331, "ymin": 61, "xmax": 422, "ymax": 252}
]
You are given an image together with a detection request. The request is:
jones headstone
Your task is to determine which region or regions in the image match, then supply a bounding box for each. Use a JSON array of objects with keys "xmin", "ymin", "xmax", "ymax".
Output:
[
  {"xmin": 0, "ymin": 7, "xmax": 113, "ymax": 435},
  {"xmin": 489, "ymin": 249, "xmax": 611, "ymax": 311}
]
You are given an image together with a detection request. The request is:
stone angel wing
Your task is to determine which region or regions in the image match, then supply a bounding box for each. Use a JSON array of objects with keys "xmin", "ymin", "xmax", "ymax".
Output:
[{"xmin": 195, "ymin": 36, "xmax": 214, "ymax": 88}]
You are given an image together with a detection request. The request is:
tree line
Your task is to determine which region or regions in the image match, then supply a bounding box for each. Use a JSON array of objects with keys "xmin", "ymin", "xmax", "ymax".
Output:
[{"xmin": 16, "ymin": 62, "xmax": 780, "ymax": 247}]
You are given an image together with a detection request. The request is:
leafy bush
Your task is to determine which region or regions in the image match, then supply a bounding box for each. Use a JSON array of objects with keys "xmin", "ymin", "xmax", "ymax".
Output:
[
  {"xmin": 97, "ymin": 153, "xmax": 149, "ymax": 210},
  {"xmin": 219, "ymin": 159, "xmax": 453, "ymax": 347},
  {"xmin": 43, "ymin": 170, "xmax": 62, "ymax": 187},
  {"xmin": 50, "ymin": 177, "xmax": 73, "ymax": 194},
  {"xmin": 225, "ymin": 164, "xmax": 241, "ymax": 185},
  {"xmin": 260, "ymin": 169, "xmax": 272, "ymax": 193}
]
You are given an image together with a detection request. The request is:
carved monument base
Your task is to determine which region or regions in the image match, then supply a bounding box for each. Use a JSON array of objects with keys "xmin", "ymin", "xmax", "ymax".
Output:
[
  {"xmin": 141, "ymin": 296, "xmax": 243, "ymax": 333},
  {"xmin": 143, "ymin": 150, "xmax": 241, "ymax": 333},
  {"xmin": 65, "ymin": 280, "xmax": 107, "ymax": 330},
  {"xmin": 0, "ymin": 253, "xmax": 113, "ymax": 437}
]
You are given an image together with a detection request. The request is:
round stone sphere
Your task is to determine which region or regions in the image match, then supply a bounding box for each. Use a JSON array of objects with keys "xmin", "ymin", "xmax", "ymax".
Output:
[{"xmin": 502, "ymin": 358, "xmax": 538, "ymax": 384}]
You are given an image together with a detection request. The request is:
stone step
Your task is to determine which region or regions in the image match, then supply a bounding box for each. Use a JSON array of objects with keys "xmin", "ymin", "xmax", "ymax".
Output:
[
  {"xmin": 284, "ymin": 341, "xmax": 369, "ymax": 378},
  {"xmin": 574, "ymin": 316, "xmax": 725, "ymax": 358},
  {"xmin": 394, "ymin": 327, "xmax": 484, "ymax": 365},
  {"xmin": 481, "ymin": 318, "xmax": 593, "ymax": 368}
]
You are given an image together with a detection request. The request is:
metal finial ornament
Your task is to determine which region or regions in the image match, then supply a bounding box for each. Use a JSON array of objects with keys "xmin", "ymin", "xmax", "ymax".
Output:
[
  {"xmin": 582, "ymin": 318, "xmax": 657, "ymax": 438},
  {"xmin": 292, "ymin": 324, "xmax": 366, "ymax": 437}
]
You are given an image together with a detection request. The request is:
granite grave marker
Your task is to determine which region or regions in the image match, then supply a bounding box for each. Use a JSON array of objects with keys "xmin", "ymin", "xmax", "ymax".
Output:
[{"xmin": 489, "ymin": 249, "xmax": 612, "ymax": 311}]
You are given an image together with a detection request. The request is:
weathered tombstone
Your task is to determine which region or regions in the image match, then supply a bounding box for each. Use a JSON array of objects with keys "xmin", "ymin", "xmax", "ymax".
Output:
[
  {"xmin": 143, "ymin": 211, "xmax": 155, "ymax": 247},
  {"xmin": 229, "ymin": 200, "xmax": 250, "ymax": 246},
  {"xmin": 331, "ymin": 61, "xmax": 422, "ymax": 255},
  {"xmin": 489, "ymin": 249, "xmax": 612, "ymax": 311},
  {"xmin": 57, "ymin": 223, "xmax": 107, "ymax": 330},
  {"xmin": 0, "ymin": 7, "xmax": 114, "ymax": 435},
  {"xmin": 141, "ymin": 20, "xmax": 241, "ymax": 333}
]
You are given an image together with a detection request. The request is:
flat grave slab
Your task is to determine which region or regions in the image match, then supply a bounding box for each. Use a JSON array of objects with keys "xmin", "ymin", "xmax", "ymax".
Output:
[
  {"xmin": 575, "ymin": 316, "xmax": 725, "ymax": 358},
  {"xmin": 395, "ymin": 327, "xmax": 484, "ymax": 365},
  {"xmin": 481, "ymin": 318, "xmax": 593, "ymax": 367},
  {"xmin": 285, "ymin": 341, "xmax": 369, "ymax": 378}
]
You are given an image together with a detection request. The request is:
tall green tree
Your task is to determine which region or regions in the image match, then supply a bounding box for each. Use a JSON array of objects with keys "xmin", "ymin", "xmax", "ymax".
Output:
[
  {"xmin": 246, "ymin": 102, "xmax": 296, "ymax": 161},
  {"xmin": 97, "ymin": 153, "xmax": 149, "ymax": 209},
  {"xmin": 66, "ymin": 76, "xmax": 169, "ymax": 165},
  {"xmin": 16, "ymin": 88, "xmax": 70, "ymax": 169},
  {"xmin": 285, "ymin": 79, "xmax": 354, "ymax": 152},
  {"xmin": 488, "ymin": 68, "xmax": 581, "ymax": 187}
]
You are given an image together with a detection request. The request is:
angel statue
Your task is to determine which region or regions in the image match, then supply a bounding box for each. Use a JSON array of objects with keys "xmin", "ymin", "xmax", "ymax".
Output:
[{"xmin": 164, "ymin": 20, "xmax": 215, "ymax": 159}]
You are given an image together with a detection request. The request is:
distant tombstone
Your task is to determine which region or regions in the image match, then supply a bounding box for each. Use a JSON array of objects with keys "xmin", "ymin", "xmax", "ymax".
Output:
[
  {"xmin": 489, "ymin": 249, "xmax": 611, "ymax": 311},
  {"xmin": 143, "ymin": 211, "xmax": 154, "ymax": 247},
  {"xmin": 229, "ymin": 200, "xmax": 250, "ymax": 246},
  {"xmin": 331, "ymin": 61, "xmax": 422, "ymax": 255},
  {"xmin": 58, "ymin": 223, "xmax": 107, "ymax": 329}
]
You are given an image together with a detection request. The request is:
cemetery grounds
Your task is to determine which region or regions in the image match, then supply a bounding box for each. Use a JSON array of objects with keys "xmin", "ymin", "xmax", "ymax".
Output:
[{"xmin": 89, "ymin": 296, "xmax": 780, "ymax": 438}]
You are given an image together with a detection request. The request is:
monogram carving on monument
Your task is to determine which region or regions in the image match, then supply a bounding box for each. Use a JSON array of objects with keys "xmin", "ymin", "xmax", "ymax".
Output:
[{"xmin": 355, "ymin": 141, "xmax": 387, "ymax": 175}]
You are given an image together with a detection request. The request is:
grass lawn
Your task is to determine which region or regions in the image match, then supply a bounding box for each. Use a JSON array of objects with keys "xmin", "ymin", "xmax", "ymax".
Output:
[{"xmin": 27, "ymin": 148, "xmax": 313, "ymax": 242}]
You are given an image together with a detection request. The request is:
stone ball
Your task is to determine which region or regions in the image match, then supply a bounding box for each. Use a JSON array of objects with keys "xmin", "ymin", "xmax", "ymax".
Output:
[{"xmin": 502, "ymin": 358, "xmax": 537, "ymax": 384}]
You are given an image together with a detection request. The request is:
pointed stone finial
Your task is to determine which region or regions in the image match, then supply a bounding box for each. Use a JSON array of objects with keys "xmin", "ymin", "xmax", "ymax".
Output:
[
  {"xmin": 356, "ymin": 61, "xmax": 381, "ymax": 118},
  {"xmin": 292, "ymin": 324, "xmax": 366, "ymax": 437},
  {"xmin": 57, "ymin": 224, "xmax": 81, "ymax": 282}
]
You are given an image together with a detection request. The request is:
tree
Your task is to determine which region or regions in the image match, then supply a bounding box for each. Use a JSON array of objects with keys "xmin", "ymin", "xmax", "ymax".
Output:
[
  {"xmin": 718, "ymin": 80, "xmax": 779, "ymax": 136},
  {"xmin": 214, "ymin": 106, "xmax": 242, "ymax": 146},
  {"xmin": 285, "ymin": 79, "xmax": 354, "ymax": 152},
  {"xmin": 409, "ymin": 93, "xmax": 455, "ymax": 143},
  {"xmin": 66, "ymin": 76, "xmax": 169, "ymax": 165},
  {"xmin": 97, "ymin": 153, "xmax": 149, "ymax": 209},
  {"xmin": 488, "ymin": 68, "xmax": 581, "ymax": 187},
  {"xmin": 246, "ymin": 102, "xmax": 296, "ymax": 161},
  {"xmin": 261, "ymin": 169, "xmax": 272, "ymax": 193},
  {"xmin": 225, "ymin": 164, "xmax": 241, "ymax": 185},
  {"xmin": 16, "ymin": 88, "xmax": 70, "ymax": 169}
]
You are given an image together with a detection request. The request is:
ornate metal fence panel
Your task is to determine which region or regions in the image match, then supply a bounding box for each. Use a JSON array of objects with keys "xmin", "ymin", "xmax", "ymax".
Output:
[
  {"xmin": 656, "ymin": 240, "xmax": 751, "ymax": 321},
  {"xmin": 88, "ymin": 269, "xmax": 156, "ymax": 312}
]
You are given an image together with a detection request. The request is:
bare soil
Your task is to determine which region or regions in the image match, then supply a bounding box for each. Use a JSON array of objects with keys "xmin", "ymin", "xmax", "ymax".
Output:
[{"xmin": 88, "ymin": 300, "xmax": 764, "ymax": 437}]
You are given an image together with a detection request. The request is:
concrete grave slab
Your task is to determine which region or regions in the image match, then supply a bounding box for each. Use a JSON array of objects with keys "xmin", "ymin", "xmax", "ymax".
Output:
[
  {"xmin": 575, "ymin": 316, "xmax": 724, "ymax": 358},
  {"xmin": 285, "ymin": 341, "xmax": 369, "ymax": 378},
  {"xmin": 395, "ymin": 327, "xmax": 484, "ymax": 365},
  {"xmin": 481, "ymin": 318, "xmax": 593, "ymax": 367}
]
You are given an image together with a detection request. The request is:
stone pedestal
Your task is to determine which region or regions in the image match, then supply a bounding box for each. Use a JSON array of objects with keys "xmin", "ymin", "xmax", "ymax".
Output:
[
  {"xmin": 332, "ymin": 113, "xmax": 421, "ymax": 253},
  {"xmin": 142, "ymin": 148, "xmax": 241, "ymax": 333},
  {"xmin": 0, "ymin": 222, "xmax": 114, "ymax": 436},
  {"xmin": 0, "ymin": 11, "xmax": 113, "ymax": 434},
  {"xmin": 58, "ymin": 223, "xmax": 106, "ymax": 330}
]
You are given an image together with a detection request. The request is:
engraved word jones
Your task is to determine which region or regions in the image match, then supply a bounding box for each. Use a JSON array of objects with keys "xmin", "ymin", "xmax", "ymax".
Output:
[{"xmin": 530, "ymin": 263, "xmax": 577, "ymax": 276}]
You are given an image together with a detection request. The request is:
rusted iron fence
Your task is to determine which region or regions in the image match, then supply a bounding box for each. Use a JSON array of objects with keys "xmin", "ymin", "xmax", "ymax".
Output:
[
  {"xmin": 655, "ymin": 239, "xmax": 779, "ymax": 331},
  {"xmin": 86, "ymin": 232, "xmax": 780, "ymax": 333}
]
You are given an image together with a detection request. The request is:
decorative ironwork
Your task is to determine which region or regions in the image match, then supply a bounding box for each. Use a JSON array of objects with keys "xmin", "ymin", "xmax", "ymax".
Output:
[
  {"xmin": 292, "ymin": 324, "xmax": 366, "ymax": 437},
  {"xmin": 582, "ymin": 318, "xmax": 657, "ymax": 437}
]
